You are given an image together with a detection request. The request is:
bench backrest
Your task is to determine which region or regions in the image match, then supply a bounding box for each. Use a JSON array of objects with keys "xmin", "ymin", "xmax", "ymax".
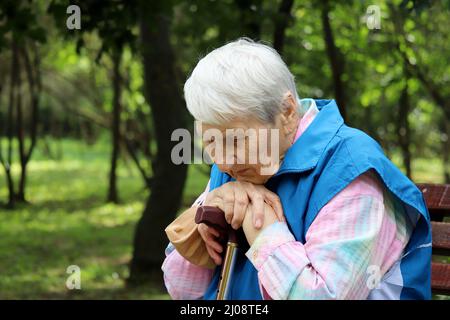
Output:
[{"xmin": 416, "ymin": 183, "xmax": 450, "ymax": 296}]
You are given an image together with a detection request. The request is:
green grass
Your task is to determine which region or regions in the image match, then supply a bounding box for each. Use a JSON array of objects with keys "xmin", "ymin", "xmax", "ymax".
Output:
[
  {"xmin": 0, "ymin": 137, "xmax": 445, "ymax": 299},
  {"xmin": 390, "ymin": 153, "xmax": 446, "ymax": 184},
  {"xmin": 0, "ymin": 137, "xmax": 208, "ymax": 299}
]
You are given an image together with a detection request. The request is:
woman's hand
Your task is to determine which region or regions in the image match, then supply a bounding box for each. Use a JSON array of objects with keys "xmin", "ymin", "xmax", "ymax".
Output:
[
  {"xmin": 241, "ymin": 203, "xmax": 279, "ymax": 246},
  {"xmin": 198, "ymin": 181, "xmax": 284, "ymax": 265},
  {"xmin": 203, "ymin": 181, "xmax": 284, "ymax": 230},
  {"xmin": 198, "ymin": 223, "xmax": 224, "ymax": 265}
]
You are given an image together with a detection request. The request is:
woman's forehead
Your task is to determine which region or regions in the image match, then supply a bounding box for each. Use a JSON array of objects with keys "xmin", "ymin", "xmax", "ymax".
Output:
[{"xmin": 199, "ymin": 118, "xmax": 266, "ymax": 132}]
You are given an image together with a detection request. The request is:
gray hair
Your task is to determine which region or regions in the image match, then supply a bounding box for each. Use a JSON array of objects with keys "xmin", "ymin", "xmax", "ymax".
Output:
[{"xmin": 184, "ymin": 38, "xmax": 300, "ymax": 125}]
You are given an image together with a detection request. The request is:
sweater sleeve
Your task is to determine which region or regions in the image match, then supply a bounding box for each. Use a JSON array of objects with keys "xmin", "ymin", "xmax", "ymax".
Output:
[
  {"xmin": 246, "ymin": 171, "xmax": 413, "ymax": 300},
  {"xmin": 161, "ymin": 243, "xmax": 214, "ymax": 300},
  {"xmin": 161, "ymin": 180, "xmax": 214, "ymax": 300}
]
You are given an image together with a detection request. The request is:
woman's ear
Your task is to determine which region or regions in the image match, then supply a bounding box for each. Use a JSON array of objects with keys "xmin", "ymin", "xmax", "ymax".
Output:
[{"xmin": 279, "ymin": 92, "xmax": 299, "ymax": 136}]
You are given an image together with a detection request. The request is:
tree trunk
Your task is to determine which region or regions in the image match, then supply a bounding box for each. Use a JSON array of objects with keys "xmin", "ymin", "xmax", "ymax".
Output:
[
  {"xmin": 235, "ymin": 0, "xmax": 263, "ymax": 40},
  {"xmin": 397, "ymin": 80, "xmax": 412, "ymax": 178},
  {"xmin": 128, "ymin": 7, "xmax": 188, "ymax": 287},
  {"xmin": 16, "ymin": 79, "xmax": 27, "ymax": 202},
  {"xmin": 17, "ymin": 44, "xmax": 40, "ymax": 203},
  {"xmin": 320, "ymin": 0, "xmax": 347, "ymax": 120},
  {"xmin": 3, "ymin": 40, "xmax": 19, "ymax": 208},
  {"xmin": 273, "ymin": 0, "xmax": 294, "ymax": 55},
  {"xmin": 107, "ymin": 49, "xmax": 122, "ymax": 204}
]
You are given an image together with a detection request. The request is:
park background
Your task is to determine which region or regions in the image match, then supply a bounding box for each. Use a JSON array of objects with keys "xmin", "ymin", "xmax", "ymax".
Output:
[{"xmin": 0, "ymin": 0, "xmax": 448, "ymax": 299}]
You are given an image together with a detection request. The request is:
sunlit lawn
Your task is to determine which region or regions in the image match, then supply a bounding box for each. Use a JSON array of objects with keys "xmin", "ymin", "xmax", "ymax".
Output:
[
  {"xmin": 390, "ymin": 153, "xmax": 445, "ymax": 184},
  {"xmin": 0, "ymin": 137, "xmax": 208, "ymax": 299},
  {"xmin": 0, "ymin": 137, "xmax": 445, "ymax": 299}
]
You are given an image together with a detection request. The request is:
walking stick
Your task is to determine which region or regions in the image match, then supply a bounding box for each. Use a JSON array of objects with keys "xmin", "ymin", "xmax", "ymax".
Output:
[{"xmin": 195, "ymin": 206, "xmax": 238, "ymax": 300}]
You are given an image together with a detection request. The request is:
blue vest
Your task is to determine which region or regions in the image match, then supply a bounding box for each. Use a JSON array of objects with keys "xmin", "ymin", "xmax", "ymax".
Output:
[{"xmin": 202, "ymin": 99, "xmax": 432, "ymax": 300}]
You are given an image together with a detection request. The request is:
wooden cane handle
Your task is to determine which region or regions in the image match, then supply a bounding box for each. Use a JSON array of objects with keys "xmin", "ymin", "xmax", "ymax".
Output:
[{"xmin": 195, "ymin": 206, "xmax": 237, "ymax": 244}]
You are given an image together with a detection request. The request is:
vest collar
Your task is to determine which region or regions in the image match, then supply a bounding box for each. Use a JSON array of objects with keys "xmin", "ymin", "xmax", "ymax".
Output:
[{"xmin": 274, "ymin": 99, "xmax": 344, "ymax": 176}]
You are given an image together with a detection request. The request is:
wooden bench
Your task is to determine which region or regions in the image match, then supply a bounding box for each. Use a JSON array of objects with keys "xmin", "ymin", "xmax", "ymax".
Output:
[{"xmin": 416, "ymin": 183, "xmax": 450, "ymax": 296}]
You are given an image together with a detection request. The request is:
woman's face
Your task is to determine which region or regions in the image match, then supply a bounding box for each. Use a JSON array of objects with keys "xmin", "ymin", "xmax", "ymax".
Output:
[{"xmin": 200, "ymin": 95, "xmax": 299, "ymax": 185}]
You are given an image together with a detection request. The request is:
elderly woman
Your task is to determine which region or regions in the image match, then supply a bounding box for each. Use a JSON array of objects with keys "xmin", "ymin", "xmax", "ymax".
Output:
[{"xmin": 162, "ymin": 38, "xmax": 431, "ymax": 300}]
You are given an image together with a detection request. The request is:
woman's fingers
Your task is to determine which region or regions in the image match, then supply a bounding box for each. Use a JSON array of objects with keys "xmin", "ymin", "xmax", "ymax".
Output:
[
  {"xmin": 198, "ymin": 223, "xmax": 209, "ymax": 240},
  {"xmin": 206, "ymin": 225, "xmax": 220, "ymax": 238},
  {"xmin": 245, "ymin": 183, "xmax": 265, "ymax": 229},
  {"xmin": 199, "ymin": 223, "xmax": 223, "ymax": 265},
  {"xmin": 206, "ymin": 245, "xmax": 222, "ymax": 265},
  {"xmin": 199, "ymin": 224, "xmax": 223, "ymax": 252},
  {"xmin": 205, "ymin": 231, "xmax": 223, "ymax": 263},
  {"xmin": 231, "ymin": 183, "xmax": 248, "ymax": 230},
  {"xmin": 220, "ymin": 184, "xmax": 235, "ymax": 225},
  {"xmin": 205, "ymin": 234, "xmax": 223, "ymax": 253}
]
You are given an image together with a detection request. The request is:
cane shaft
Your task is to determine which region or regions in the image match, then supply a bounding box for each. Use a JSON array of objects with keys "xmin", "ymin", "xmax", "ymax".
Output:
[{"xmin": 217, "ymin": 242, "xmax": 238, "ymax": 300}]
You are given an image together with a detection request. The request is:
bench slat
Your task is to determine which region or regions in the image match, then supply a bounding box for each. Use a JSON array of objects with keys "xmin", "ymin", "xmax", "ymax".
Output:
[
  {"xmin": 431, "ymin": 221, "xmax": 450, "ymax": 255},
  {"xmin": 417, "ymin": 184, "xmax": 450, "ymax": 221},
  {"xmin": 432, "ymin": 262, "xmax": 450, "ymax": 295},
  {"xmin": 417, "ymin": 184, "xmax": 450, "ymax": 209}
]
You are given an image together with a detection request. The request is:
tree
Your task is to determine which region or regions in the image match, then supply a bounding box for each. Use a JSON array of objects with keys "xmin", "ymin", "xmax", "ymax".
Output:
[
  {"xmin": 389, "ymin": 1, "xmax": 450, "ymax": 182},
  {"xmin": 49, "ymin": 0, "xmax": 137, "ymax": 202},
  {"xmin": 128, "ymin": 1, "xmax": 189, "ymax": 286},
  {"xmin": 0, "ymin": 0, "xmax": 45, "ymax": 207}
]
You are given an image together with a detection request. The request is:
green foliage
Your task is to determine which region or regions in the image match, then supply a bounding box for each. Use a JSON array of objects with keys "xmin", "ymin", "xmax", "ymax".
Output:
[
  {"xmin": 0, "ymin": 0, "xmax": 47, "ymax": 50},
  {"xmin": 48, "ymin": 0, "xmax": 138, "ymax": 58}
]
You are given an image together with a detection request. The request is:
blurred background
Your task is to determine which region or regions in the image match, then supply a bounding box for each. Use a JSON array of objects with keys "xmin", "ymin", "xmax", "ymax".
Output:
[{"xmin": 0, "ymin": 0, "xmax": 448, "ymax": 299}]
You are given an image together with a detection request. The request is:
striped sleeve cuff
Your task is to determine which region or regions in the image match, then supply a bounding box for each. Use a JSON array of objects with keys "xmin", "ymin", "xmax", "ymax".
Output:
[
  {"xmin": 245, "ymin": 222, "xmax": 311, "ymax": 300},
  {"xmin": 245, "ymin": 221, "xmax": 296, "ymax": 270}
]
